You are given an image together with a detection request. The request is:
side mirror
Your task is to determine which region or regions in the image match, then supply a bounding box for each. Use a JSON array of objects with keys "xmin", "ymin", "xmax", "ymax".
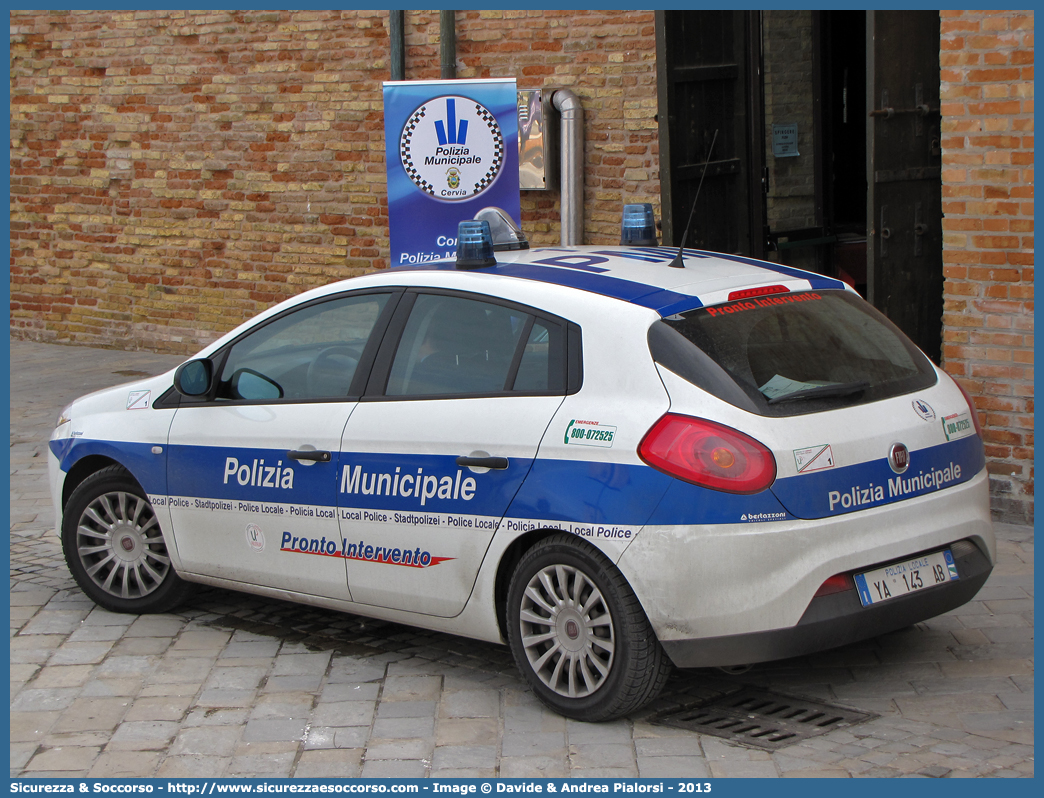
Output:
[{"xmin": 174, "ymin": 359, "xmax": 213, "ymax": 397}]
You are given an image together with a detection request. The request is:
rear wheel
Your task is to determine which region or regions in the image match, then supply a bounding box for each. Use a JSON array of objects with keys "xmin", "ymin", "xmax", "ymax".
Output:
[
  {"xmin": 506, "ymin": 534, "xmax": 671, "ymax": 721},
  {"xmin": 62, "ymin": 465, "xmax": 192, "ymax": 613}
]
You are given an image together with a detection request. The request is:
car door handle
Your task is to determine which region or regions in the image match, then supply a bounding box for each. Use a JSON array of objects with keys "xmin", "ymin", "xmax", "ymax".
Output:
[
  {"xmin": 287, "ymin": 450, "xmax": 332, "ymax": 462},
  {"xmin": 455, "ymin": 455, "xmax": 509, "ymax": 470}
]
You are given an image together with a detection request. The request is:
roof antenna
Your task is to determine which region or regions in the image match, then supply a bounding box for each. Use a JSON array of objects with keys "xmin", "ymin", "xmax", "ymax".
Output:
[{"xmin": 669, "ymin": 128, "xmax": 718, "ymax": 269}]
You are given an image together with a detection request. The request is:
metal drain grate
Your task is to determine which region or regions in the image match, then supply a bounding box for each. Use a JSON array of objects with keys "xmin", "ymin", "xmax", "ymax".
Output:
[{"xmin": 653, "ymin": 687, "xmax": 876, "ymax": 750}]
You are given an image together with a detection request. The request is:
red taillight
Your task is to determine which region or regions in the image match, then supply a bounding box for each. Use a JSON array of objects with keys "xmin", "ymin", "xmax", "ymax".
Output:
[
  {"xmin": 813, "ymin": 573, "xmax": 855, "ymax": 598},
  {"xmin": 638, "ymin": 414, "xmax": 777, "ymax": 494},
  {"xmin": 727, "ymin": 284, "xmax": 789, "ymax": 301},
  {"xmin": 952, "ymin": 377, "xmax": 984, "ymax": 437}
]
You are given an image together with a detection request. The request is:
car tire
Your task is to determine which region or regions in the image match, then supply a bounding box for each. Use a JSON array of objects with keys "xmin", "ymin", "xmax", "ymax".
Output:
[
  {"xmin": 62, "ymin": 465, "xmax": 192, "ymax": 614},
  {"xmin": 506, "ymin": 533, "xmax": 672, "ymax": 721}
]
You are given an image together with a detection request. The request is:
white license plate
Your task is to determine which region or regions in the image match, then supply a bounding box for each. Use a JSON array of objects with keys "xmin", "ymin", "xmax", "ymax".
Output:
[{"xmin": 854, "ymin": 549, "xmax": 959, "ymax": 607}]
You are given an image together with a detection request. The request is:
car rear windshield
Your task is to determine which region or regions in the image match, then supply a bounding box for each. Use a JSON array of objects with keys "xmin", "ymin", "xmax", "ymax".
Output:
[{"xmin": 650, "ymin": 289, "xmax": 937, "ymax": 417}]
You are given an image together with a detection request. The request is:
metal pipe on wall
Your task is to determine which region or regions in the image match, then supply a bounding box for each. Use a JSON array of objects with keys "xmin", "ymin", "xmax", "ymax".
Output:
[
  {"xmin": 389, "ymin": 10, "xmax": 405, "ymax": 80},
  {"xmin": 440, "ymin": 10, "xmax": 456, "ymax": 79},
  {"xmin": 553, "ymin": 89, "xmax": 584, "ymax": 246}
]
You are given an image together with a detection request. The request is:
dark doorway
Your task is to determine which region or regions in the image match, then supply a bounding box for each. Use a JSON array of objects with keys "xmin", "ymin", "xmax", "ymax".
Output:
[
  {"xmin": 820, "ymin": 12, "xmax": 868, "ymax": 295},
  {"xmin": 655, "ymin": 10, "xmax": 764, "ymax": 257},
  {"xmin": 867, "ymin": 11, "xmax": 944, "ymax": 363},
  {"xmin": 822, "ymin": 11, "xmax": 868, "ymax": 234}
]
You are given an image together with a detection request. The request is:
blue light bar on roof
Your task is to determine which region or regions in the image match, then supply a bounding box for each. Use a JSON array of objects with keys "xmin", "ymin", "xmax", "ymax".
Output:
[
  {"xmin": 620, "ymin": 203, "xmax": 658, "ymax": 247},
  {"xmin": 455, "ymin": 220, "xmax": 497, "ymax": 270}
]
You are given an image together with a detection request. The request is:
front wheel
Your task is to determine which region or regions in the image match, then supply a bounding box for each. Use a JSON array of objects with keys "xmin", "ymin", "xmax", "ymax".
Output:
[
  {"xmin": 506, "ymin": 533, "xmax": 672, "ymax": 721},
  {"xmin": 62, "ymin": 465, "xmax": 192, "ymax": 613}
]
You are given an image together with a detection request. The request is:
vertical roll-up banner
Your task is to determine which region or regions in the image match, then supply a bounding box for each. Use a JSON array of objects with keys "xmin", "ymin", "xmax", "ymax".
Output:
[{"xmin": 384, "ymin": 79, "xmax": 521, "ymax": 266}]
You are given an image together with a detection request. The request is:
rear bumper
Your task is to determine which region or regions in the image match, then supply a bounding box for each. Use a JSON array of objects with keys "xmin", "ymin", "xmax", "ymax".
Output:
[
  {"xmin": 661, "ymin": 537, "xmax": 992, "ymax": 668},
  {"xmin": 617, "ymin": 469, "xmax": 994, "ymax": 665}
]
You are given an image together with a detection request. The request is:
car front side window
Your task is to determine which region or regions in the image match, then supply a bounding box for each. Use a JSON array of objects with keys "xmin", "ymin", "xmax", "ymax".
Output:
[{"xmin": 217, "ymin": 292, "xmax": 391, "ymax": 402}]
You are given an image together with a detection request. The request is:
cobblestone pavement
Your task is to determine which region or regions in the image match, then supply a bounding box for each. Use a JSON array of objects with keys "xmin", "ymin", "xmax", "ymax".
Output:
[{"xmin": 10, "ymin": 338, "xmax": 1034, "ymax": 778}]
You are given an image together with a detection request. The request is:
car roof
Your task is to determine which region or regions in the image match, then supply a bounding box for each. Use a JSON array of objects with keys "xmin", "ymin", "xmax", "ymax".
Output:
[
  {"xmin": 192, "ymin": 245, "xmax": 853, "ymax": 361},
  {"xmin": 390, "ymin": 245, "xmax": 850, "ymax": 316}
]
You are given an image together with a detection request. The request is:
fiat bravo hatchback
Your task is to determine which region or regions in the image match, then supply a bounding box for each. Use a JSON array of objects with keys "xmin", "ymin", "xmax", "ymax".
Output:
[{"xmin": 50, "ymin": 239, "xmax": 994, "ymax": 721}]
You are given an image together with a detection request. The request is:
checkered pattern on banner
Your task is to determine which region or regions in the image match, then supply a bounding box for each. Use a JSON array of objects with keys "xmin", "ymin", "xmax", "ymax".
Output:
[
  {"xmin": 400, "ymin": 106, "xmax": 435, "ymax": 196},
  {"xmin": 398, "ymin": 99, "xmax": 506, "ymax": 198},
  {"xmin": 472, "ymin": 102, "xmax": 504, "ymax": 192}
]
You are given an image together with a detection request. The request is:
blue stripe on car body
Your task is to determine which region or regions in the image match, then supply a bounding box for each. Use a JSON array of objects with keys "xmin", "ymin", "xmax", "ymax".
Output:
[
  {"xmin": 490, "ymin": 262, "xmax": 702, "ymax": 315},
  {"xmin": 388, "ymin": 246, "xmax": 847, "ymax": 317},
  {"xmin": 687, "ymin": 249, "xmax": 849, "ymax": 291},
  {"xmin": 771, "ymin": 434, "xmax": 985, "ymax": 519},
  {"xmin": 53, "ymin": 434, "xmax": 984, "ymax": 528},
  {"xmin": 50, "ymin": 438, "xmax": 167, "ymax": 496}
]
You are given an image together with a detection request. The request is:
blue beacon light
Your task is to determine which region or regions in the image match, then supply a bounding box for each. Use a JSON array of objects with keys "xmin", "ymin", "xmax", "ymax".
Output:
[
  {"xmin": 455, "ymin": 220, "xmax": 497, "ymax": 270},
  {"xmin": 620, "ymin": 203, "xmax": 658, "ymax": 247}
]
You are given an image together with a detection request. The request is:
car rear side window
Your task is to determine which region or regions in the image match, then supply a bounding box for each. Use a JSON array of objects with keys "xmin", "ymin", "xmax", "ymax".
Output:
[
  {"xmin": 384, "ymin": 293, "xmax": 569, "ymax": 398},
  {"xmin": 513, "ymin": 321, "xmax": 564, "ymax": 393},
  {"xmin": 652, "ymin": 289, "xmax": 937, "ymax": 417}
]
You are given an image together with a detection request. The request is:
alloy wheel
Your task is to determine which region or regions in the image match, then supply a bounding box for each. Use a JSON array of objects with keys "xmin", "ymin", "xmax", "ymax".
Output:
[
  {"xmin": 518, "ymin": 563, "xmax": 616, "ymax": 698},
  {"xmin": 75, "ymin": 490, "xmax": 171, "ymax": 600}
]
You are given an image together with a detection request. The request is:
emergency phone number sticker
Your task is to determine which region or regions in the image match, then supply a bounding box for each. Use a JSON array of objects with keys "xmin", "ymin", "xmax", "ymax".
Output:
[{"xmin": 564, "ymin": 419, "xmax": 617, "ymax": 448}]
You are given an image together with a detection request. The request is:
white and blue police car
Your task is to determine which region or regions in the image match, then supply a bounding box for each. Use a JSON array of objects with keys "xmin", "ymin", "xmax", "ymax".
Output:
[{"xmin": 50, "ymin": 214, "xmax": 994, "ymax": 721}]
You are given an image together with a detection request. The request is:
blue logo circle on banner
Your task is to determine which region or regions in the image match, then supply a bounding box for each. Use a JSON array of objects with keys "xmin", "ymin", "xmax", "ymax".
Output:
[{"xmin": 400, "ymin": 95, "xmax": 505, "ymax": 202}]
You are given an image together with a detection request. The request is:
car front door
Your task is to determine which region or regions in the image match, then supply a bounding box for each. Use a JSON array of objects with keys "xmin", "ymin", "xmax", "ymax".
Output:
[
  {"xmin": 336, "ymin": 290, "xmax": 575, "ymax": 617},
  {"xmin": 165, "ymin": 289, "xmax": 398, "ymax": 599}
]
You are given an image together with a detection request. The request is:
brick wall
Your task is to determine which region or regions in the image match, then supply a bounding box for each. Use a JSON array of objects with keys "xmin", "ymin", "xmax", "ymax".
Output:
[
  {"xmin": 10, "ymin": 10, "xmax": 393, "ymax": 352},
  {"xmin": 10, "ymin": 9, "xmax": 657, "ymax": 352},
  {"xmin": 939, "ymin": 10, "xmax": 1034, "ymax": 523}
]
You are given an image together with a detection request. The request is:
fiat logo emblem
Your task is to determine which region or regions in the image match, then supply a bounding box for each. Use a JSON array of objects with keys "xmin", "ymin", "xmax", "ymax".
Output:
[
  {"xmin": 889, "ymin": 443, "xmax": 910, "ymax": 474},
  {"xmin": 565, "ymin": 620, "xmax": 580, "ymax": 640}
]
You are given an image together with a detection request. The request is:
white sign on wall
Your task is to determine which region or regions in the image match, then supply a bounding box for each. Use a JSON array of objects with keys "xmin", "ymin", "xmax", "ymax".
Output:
[{"xmin": 772, "ymin": 123, "xmax": 799, "ymax": 158}]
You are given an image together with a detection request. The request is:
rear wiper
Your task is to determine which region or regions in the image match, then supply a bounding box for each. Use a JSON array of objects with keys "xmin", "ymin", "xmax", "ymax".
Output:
[{"xmin": 767, "ymin": 380, "xmax": 870, "ymax": 405}]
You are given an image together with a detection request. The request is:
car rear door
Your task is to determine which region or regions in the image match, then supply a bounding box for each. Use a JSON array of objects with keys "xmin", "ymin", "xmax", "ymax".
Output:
[{"xmin": 336, "ymin": 289, "xmax": 575, "ymax": 617}]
